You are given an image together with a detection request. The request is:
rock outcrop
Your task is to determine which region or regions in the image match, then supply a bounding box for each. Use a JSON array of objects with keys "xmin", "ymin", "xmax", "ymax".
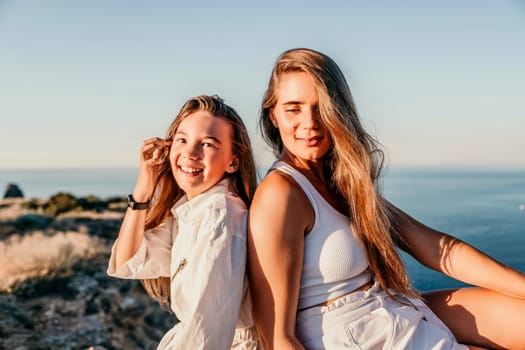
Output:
[
  {"xmin": 3, "ymin": 183, "xmax": 24, "ymax": 199},
  {"xmin": 0, "ymin": 197, "xmax": 176, "ymax": 350}
]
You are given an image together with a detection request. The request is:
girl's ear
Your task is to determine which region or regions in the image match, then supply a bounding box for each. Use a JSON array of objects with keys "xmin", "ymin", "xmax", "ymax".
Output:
[
  {"xmin": 269, "ymin": 112, "xmax": 278, "ymax": 128},
  {"xmin": 226, "ymin": 157, "xmax": 239, "ymax": 173}
]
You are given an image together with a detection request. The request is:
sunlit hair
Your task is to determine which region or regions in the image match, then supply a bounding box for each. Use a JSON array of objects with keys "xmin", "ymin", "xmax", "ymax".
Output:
[
  {"xmin": 260, "ymin": 48, "xmax": 416, "ymax": 297},
  {"xmin": 141, "ymin": 95, "xmax": 257, "ymax": 309}
]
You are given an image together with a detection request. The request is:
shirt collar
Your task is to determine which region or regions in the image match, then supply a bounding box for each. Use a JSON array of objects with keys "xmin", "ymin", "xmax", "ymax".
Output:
[{"xmin": 171, "ymin": 178, "xmax": 232, "ymax": 221}]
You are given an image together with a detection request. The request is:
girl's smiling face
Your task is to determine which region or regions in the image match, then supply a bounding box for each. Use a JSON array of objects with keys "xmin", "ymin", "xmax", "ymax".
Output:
[{"xmin": 170, "ymin": 110, "xmax": 237, "ymax": 199}]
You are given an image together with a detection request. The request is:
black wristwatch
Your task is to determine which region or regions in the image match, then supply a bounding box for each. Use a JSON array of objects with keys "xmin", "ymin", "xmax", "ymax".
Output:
[{"xmin": 127, "ymin": 194, "xmax": 150, "ymax": 210}]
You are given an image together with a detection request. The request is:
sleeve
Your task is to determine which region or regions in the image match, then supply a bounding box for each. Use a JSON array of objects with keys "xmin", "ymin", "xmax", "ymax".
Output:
[
  {"xmin": 107, "ymin": 216, "xmax": 174, "ymax": 279},
  {"xmin": 173, "ymin": 206, "xmax": 247, "ymax": 350}
]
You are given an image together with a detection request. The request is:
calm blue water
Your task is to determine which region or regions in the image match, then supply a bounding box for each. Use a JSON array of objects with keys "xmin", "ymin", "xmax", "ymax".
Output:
[
  {"xmin": 1, "ymin": 167, "xmax": 524, "ymax": 291},
  {"xmin": 383, "ymin": 167, "xmax": 525, "ymax": 291},
  {"xmin": 0, "ymin": 168, "xmax": 137, "ymax": 199}
]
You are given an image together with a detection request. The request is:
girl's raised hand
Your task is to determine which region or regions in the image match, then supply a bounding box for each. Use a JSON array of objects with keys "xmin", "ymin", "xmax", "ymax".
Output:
[{"xmin": 133, "ymin": 137, "xmax": 172, "ymax": 202}]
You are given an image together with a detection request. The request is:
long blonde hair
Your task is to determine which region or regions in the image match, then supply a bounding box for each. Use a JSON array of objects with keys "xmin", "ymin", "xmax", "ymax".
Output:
[
  {"xmin": 141, "ymin": 95, "xmax": 257, "ymax": 309},
  {"xmin": 260, "ymin": 48, "xmax": 416, "ymax": 297}
]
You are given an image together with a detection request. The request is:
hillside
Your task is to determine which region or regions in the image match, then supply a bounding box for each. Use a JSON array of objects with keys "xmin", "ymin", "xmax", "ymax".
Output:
[{"xmin": 0, "ymin": 195, "xmax": 175, "ymax": 350}]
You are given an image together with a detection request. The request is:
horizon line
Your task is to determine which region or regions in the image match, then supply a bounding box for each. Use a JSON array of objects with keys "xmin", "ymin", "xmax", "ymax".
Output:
[{"xmin": 1, "ymin": 164, "xmax": 525, "ymax": 171}]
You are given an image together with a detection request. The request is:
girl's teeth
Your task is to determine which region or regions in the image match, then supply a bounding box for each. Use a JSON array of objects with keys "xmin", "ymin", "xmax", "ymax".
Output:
[{"xmin": 181, "ymin": 166, "xmax": 202, "ymax": 173}]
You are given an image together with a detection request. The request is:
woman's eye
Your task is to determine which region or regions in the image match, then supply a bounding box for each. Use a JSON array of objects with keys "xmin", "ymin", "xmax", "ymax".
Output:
[
  {"xmin": 175, "ymin": 138, "xmax": 186, "ymax": 143},
  {"xmin": 285, "ymin": 108, "xmax": 300, "ymax": 113},
  {"xmin": 202, "ymin": 142, "xmax": 215, "ymax": 148}
]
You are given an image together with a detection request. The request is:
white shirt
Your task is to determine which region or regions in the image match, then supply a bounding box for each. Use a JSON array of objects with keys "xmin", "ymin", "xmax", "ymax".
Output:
[{"xmin": 107, "ymin": 179, "xmax": 258, "ymax": 350}]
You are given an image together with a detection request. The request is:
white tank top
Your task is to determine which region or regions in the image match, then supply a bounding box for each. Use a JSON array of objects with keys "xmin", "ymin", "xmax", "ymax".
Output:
[{"xmin": 271, "ymin": 161, "xmax": 372, "ymax": 310}]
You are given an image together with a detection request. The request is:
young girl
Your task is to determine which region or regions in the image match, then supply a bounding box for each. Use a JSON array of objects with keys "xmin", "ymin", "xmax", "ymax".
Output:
[{"xmin": 107, "ymin": 95, "xmax": 261, "ymax": 349}]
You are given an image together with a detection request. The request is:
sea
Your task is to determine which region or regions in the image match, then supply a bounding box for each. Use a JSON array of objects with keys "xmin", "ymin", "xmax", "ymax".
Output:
[{"xmin": 1, "ymin": 166, "xmax": 524, "ymax": 292}]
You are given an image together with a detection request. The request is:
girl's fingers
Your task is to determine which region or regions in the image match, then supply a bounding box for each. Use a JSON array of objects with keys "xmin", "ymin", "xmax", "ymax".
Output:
[
  {"xmin": 146, "ymin": 147, "xmax": 169, "ymax": 162},
  {"xmin": 134, "ymin": 138, "xmax": 171, "ymax": 200},
  {"xmin": 144, "ymin": 157, "xmax": 166, "ymax": 168},
  {"xmin": 143, "ymin": 137, "xmax": 163, "ymax": 144},
  {"xmin": 142, "ymin": 137, "xmax": 172, "ymax": 148},
  {"xmin": 143, "ymin": 157, "xmax": 168, "ymax": 174},
  {"xmin": 140, "ymin": 138, "xmax": 172, "ymax": 160}
]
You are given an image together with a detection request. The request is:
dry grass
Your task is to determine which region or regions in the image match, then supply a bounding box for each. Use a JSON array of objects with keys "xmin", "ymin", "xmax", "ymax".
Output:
[{"xmin": 0, "ymin": 230, "xmax": 106, "ymax": 292}]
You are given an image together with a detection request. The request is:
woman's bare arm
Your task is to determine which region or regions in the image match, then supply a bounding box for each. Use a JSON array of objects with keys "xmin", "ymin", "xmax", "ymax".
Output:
[
  {"xmin": 247, "ymin": 172, "xmax": 312, "ymax": 350},
  {"xmin": 390, "ymin": 203, "xmax": 525, "ymax": 349},
  {"xmin": 390, "ymin": 203, "xmax": 525, "ymax": 298}
]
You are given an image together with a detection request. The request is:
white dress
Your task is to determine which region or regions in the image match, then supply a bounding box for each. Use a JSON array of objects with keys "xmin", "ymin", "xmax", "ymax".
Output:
[{"xmin": 107, "ymin": 179, "xmax": 260, "ymax": 350}]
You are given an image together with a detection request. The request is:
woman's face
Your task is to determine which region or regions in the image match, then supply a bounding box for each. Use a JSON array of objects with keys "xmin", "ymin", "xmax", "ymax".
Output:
[{"xmin": 270, "ymin": 72, "xmax": 332, "ymax": 162}]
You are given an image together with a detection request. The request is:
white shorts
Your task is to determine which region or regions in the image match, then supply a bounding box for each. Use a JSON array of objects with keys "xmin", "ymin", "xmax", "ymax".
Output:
[
  {"xmin": 231, "ymin": 326, "xmax": 262, "ymax": 350},
  {"xmin": 295, "ymin": 282, "xmax": 468, "ymax": 350},
  {"xmin": 157, "ymin": 323, "xmax": 261, "ymax": 350}
]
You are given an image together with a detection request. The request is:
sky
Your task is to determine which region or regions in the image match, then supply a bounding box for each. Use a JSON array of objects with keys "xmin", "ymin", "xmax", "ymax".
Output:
[{"xmin": 1, "ymin": 0, "xmax": 524, "ymax": 170}]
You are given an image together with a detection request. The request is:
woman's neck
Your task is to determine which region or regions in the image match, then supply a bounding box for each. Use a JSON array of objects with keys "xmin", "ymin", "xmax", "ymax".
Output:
[
  {"xmin": 279, "ymin": 150, "xmax": 348, "ymax": 215},
  {"xmin": 280, "ymin": 152, "xmax": 327, "ymax": 184}
]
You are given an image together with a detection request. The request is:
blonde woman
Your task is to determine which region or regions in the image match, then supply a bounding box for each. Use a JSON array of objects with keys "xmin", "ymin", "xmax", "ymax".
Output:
[
  {"xmin": 248, "ymin": 48, "xmax": 525, "ymax": 349},
  {"xmin": 108, "ymin": 95, "xmax": 260, "ymax": 349}
]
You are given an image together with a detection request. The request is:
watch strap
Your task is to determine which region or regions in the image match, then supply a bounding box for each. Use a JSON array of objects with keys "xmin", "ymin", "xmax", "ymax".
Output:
[{"xmin": 127, "ymin": 194, "xmax": 150, "ymax": 210}]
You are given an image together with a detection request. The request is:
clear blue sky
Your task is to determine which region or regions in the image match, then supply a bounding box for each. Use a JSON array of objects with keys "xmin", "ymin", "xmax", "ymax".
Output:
[{"xmin": 1, "ymin": 0, "xmax": 524, "ymax": 169}]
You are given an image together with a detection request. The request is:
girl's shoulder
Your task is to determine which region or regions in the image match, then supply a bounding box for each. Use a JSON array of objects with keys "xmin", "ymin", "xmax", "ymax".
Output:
[
  {"xmin": 197, "ymin": 189, "xmax": 247, "ymax": 233},
  {"xmin": 196, "ymin": 180, "xmax": 248, "ymax": 213},
  {"xmin": 205, "ymin": 188, "xmax": 247, "ymax": 213}
]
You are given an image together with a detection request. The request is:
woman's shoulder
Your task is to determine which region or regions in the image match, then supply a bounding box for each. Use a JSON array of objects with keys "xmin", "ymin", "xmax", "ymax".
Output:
[
  {"xmin": 250, "ymin": 169, "xmax": 314, "ymax": 239},
  {"xmin": 252, "ymin": 170, "xmax": 312, "ymax": 220},
  {"xmin": 256, "ymin": 169, "xmax": 305, "ymax": 201}
]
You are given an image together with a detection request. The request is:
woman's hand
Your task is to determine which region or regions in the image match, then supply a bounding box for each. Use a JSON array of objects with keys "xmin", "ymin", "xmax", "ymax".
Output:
[{"xmin": 133, "ymin": 137, "xmax": 172, "ymax": 202}]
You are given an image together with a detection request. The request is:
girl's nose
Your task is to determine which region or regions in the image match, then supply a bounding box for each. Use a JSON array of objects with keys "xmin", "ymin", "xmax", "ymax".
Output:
[
  {"xmin": 183, "ymin": 144, "xmax": 201, "ymax": 159},
  {"xmin": 301, "ymin": 108, "xmax": 320, "ymax": 129}
]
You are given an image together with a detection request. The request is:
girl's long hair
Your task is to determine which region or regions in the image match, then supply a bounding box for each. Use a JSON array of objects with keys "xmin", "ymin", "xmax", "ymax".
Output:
[
  {"xmin": 141, "ymin": 95, "xmax": 257, "ymax": 309},
  {"xmin": 260, "ymin": 48, "xmax": 416, "ymax": 297}
]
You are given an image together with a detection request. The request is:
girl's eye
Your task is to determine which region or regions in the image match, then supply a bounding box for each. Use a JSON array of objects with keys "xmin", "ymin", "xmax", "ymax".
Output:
[
  {"xmin": 202, "ymin": 142, "xmax": 216, "ymax": 148},
  {"xmin": 175, "ymin": 138, "xmax": 186, "ymax": 143},
  {"xmin": 285, "ymin": 108, "xmax": 300, "ymax": 113}
]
